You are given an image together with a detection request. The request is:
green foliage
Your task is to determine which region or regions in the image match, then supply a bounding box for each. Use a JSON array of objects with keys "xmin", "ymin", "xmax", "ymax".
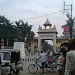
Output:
[
  {"xmin": 15, "ymin": 20, "xmax": 35, "ymax": 42},
  {"xmin": 42, "ymin": 41, "xmax": 53, "ymax": 52},
  {"xmin": 0, "ymin": 15, "xmax": 35, "ymax": 47},
  {"xmin": 0, "ymin": 15, "xmax": 16, "ymax": 38}
]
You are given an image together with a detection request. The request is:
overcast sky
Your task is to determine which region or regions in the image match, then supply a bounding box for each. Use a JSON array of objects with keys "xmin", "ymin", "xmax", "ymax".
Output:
[{"xmin": 0, "ymin": 0, "xmax": 74, "ymax": 37}]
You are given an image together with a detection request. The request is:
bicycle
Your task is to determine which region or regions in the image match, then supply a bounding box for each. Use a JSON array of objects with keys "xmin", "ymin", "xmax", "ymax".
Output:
[{"xmin": 28, "ymin": 59, "xmax": 61, "ymax": 74}]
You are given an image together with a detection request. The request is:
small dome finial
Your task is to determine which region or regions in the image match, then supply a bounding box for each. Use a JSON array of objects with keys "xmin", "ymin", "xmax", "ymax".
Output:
[
  {"xmin": 54, "ymin": 25, "xmax": 56, "ymax": 29},
  {"xmin": 43, "ymin": 19, "xmax": 52, "ymax": 26}
]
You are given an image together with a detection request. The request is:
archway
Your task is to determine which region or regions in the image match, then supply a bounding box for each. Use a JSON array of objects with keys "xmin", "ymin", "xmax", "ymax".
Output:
[{"xmin": 37, "ymin": 19, "xmax": 58, "ymax": 52}]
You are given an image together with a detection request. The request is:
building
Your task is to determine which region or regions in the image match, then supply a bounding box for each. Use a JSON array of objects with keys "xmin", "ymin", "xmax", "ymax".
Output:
[
  {"xmin": 37, "ymin": 19, "xmax": 57, "ymax": 52},
  {"xmin": 27, "ymin": 19, "xmax": 68, "ymax": 53},
  {"xmin": 0, "ymin": 19, "xmax": 69, "ymax": 53}
]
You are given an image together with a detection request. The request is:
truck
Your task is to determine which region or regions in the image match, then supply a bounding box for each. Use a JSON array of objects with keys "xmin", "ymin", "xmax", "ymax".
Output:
[{"xmin": 0, "ymin": 49, "xmax": 23, "ymax": 75}]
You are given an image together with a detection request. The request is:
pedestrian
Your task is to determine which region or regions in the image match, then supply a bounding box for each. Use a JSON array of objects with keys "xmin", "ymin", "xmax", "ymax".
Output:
[
  {"xmin": 64, "ymin": 43, "xmax": 75, "ymax": 75},
  {"xmin": 58, "ymin": 42, "xmax": 68, "ymax": 75},
  {"xmin": 61, "ymin": 48, "xmax": 67, "ymax": 72},
  {"xmin": 38, "ymin": 50, "xmax": 47, "ymax": 74},
  {"xmin": 46, "ymin": 51, "xmax": 53, "ymax": 65},
  {"xmin": 46, "ymin": 51, "xmax": 50, "ymax": 63}
]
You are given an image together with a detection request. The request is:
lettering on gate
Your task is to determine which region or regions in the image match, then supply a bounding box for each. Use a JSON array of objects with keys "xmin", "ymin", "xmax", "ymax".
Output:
[{"xmin": 40, "ymin": 35, "xmax": 53, "ymax": 39}]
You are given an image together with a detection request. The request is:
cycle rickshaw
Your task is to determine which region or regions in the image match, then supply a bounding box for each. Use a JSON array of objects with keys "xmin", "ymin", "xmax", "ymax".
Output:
[{"xmin": 28, "ymin": 56, "xmax": 61, "ymax": 74}]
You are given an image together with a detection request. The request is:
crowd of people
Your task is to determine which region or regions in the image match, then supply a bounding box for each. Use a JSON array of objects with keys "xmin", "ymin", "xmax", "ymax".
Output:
[
  {"xmin": 60, "ymin": 42, "xmax": 75, "ymax": 75},
  {"xmin": 38, "ymin": 42, "xmax": 75, "ymax": 75},
  {"xmin": 38, "ymin": 50, "xmax": 60, "ymax": 74}
]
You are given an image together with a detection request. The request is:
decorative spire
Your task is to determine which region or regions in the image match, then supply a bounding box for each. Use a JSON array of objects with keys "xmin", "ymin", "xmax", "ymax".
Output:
[
  {"xmin": 39, "ymin": 25, "xmax": 42, "ymax": 29},
  {"xmin": 54, "ymin": 25, "xmax": 56, "ymax": 29},
  {"xmin": 43, "ymin": 19, "xmax": 52, "ymax": 29},
  {"xmin": 43, "ymin": 19, "xmax": 52, "ymax": 26}
]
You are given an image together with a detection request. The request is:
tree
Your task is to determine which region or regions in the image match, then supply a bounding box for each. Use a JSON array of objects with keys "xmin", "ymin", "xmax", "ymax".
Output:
[
  {"xmin": 0, "ymin": 15, "xmax": 35, "ymax": 48},
  {"xmin": 0, "ymin": 15, "xmax": 16, "ymax": 47},
  {"xmin": 15, "ymin": 20, "xmax": 35, "ymax": 51},
  {"xmin": 42, "ymin": 41, "xmax": 53, "ymax": 52},
  {"xmin": 15, "ymin": 20, "xmax": 35, "ymax": 42},
  {"xmin": 66, "ymin": 14, "xmax": 75, "ymax": 39}
]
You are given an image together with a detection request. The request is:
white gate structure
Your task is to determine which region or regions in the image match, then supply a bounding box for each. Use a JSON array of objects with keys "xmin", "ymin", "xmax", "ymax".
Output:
[{"xmin": 37, "ymin": 19, "xmax": 58, "ymax": 52}]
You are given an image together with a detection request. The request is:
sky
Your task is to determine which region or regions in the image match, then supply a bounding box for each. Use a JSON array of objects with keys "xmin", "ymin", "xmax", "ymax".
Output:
[{"xmin": 0, "ymin": 0, "xmax": 74, "ymax": 37}]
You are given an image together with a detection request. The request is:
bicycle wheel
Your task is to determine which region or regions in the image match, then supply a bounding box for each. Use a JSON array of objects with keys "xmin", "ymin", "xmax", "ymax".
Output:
[
  {"xmin": 46, "ymin": 64, "xmax": 56, "ymax": 72},
  {"xmin": 46, "ymin": 67, "xmax": 52, "ymax": 72},
  {"xmin": 28, "ymin": 64, "xmax": 38, "ymax": 74},
  {"xmin": 52, "ymin": 65, "xmax": 57, "ymax": 73}
]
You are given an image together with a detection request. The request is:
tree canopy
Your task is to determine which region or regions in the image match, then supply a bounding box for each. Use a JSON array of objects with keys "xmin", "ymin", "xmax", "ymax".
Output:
[
  {"xmin": 42, "ymin": 41, "xmax": 53, "ymax": 52},
  {"xmin": 15, "ymin": 20, "xmax": 35, "ymax": 42},
  {"xmin": 0, "ymin": 15, "xmax": 16, "ymax": 38},
  {"xmin": 0, "ymin": 15, "xmax": 35, "ymax": 47}
]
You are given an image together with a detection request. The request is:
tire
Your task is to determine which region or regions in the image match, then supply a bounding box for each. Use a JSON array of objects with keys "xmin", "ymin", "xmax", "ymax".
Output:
[
  {"xmin": 15, "ymin": 69, "xmax": 19, "ymax": 75},
  {"xmin": 10, "ymin": 69, "xmax": 15, "ymax": 74},
  {"xmin": 28, "ymin": 64, "xmax": 38, "ymax": 74},
  {"xmin": 46, "ymin": 67, "xmax": 52, "ymax": 72},
  {"xmin": 10, "ymin": 69, "xmax": 19, "ymax": 75},
  {"xmin": 46, "ymin": 64, "xmax": 56, "ymax": 72},
  {"xmin": 51, "ymin": 64, "xmax": 57, "ymax": 73}
]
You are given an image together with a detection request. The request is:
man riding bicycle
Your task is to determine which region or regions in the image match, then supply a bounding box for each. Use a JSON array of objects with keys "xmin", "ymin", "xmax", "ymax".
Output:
[{"xmin": 38, "ymin": 50, "xmax": 47, "ymax": 74}]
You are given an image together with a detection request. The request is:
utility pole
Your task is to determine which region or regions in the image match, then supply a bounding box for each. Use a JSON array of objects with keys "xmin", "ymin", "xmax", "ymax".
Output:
[
  {"xmin": 71, "ymin": 4, "xmax": 72, "ymax": 19},
  {"xmin": 63, "ymin": 1, "xmax": 73, "ymax": 39},
  {"xmin": 63, "ymin": 1, "xmax": 72, "ymax": 18}
]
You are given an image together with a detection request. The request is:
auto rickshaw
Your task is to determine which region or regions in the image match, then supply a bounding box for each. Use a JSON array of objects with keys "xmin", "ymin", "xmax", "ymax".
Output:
[{"xmin": 0, "ymin": 49, "xmax": 23, "ymax": 75}]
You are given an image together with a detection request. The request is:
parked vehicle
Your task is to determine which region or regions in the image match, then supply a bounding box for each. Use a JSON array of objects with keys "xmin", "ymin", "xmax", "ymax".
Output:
[{"xmin": 0, "ymin": 49, "xmax": 23, "ymax": 75}]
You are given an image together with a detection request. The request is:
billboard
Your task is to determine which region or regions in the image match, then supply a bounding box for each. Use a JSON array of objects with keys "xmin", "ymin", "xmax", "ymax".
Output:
[{"xmin": 64, "ymin": 26, "xmax": 70, "ymax": 32}]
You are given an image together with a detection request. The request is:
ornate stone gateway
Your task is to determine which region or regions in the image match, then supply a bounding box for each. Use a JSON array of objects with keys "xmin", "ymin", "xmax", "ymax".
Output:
[{"xmin": 37, "ymin": 19, "xmax": 58, "ymax": 52}]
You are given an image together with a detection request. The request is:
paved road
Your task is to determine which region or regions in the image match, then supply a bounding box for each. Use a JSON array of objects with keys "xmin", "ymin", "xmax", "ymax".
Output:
[{"xmin": 19, "ymin": 60, "xmax": 59, "ymax": 75}]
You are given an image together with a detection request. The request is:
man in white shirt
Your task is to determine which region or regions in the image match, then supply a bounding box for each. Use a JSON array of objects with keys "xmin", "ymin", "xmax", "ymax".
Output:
[
  {"xmin": 39, "ymin": 50, "xmax": 47, "ymax": 74},
  {"xmin": 64, "ymin": 43, "xmax": 75, "ymax": 75}
]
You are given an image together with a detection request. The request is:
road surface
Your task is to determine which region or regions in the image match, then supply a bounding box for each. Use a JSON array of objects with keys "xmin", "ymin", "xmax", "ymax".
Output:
[{"xmin": 20, "ymin": 60, "xmax": 59, "ymax": 75}]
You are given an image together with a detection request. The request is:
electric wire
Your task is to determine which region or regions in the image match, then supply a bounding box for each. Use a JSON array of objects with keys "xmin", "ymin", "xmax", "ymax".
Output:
[{"xmin": 22, "ymin": 10, "xmax": 63, "ymax": 21}]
